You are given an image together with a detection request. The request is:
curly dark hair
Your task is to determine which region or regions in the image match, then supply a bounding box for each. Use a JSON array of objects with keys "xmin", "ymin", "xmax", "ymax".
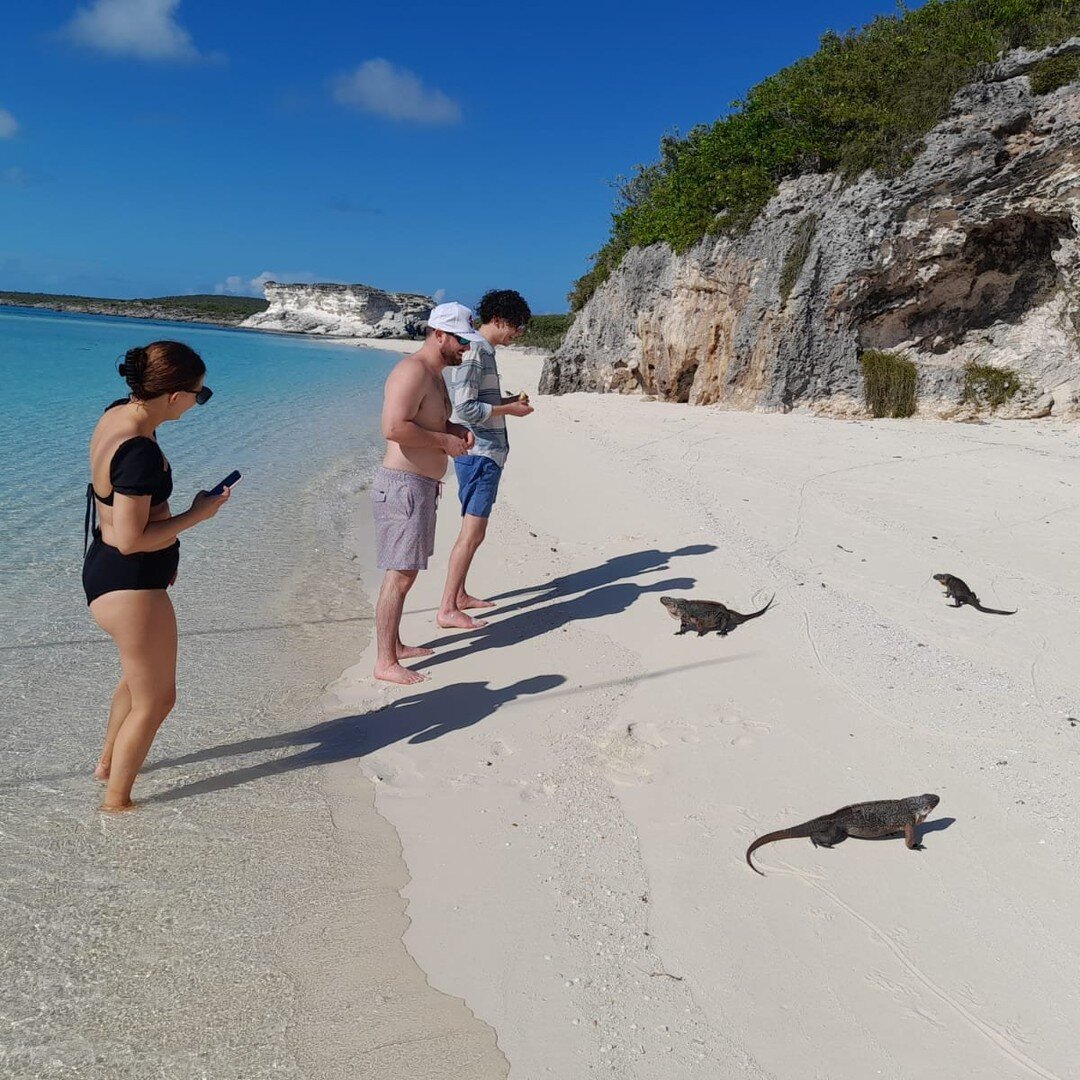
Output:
[{"xmin": 475, "ymin": 289, "xmax": 532, "ymax": 329}]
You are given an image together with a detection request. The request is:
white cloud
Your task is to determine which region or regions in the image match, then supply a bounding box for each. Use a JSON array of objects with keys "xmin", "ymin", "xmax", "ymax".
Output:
[
  {"xmin": 331, "ymin": 59, "xmax": 461, "ymax": 124},
  {"xmin": 62, "ymin": 0, "xmax": 209, "ymax": 62},
  {"xmin": 0, "ymin": 109, "xmax": 18, "ymax": 139},
  {"xmin": 215, "ymin": 271, "xmax": 319, "ymax": 297}
]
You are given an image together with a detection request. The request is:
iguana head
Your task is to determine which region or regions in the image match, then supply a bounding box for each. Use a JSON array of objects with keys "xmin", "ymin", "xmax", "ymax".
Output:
[
  {"xmin": 659, "ymin": 596, "xmax": 686, "ymax": 619},
  {"xmin": 932, "ymin": 573, "xmax": 950, "ymax": 585},
  {"xmin": 911, "ymin": 793, "xmax": 940, "ymax": 822}
]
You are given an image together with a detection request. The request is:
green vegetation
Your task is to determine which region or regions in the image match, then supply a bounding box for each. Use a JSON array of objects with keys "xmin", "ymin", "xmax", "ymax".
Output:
[
  {"xmin": 962, "ymin": 361, "xmax": 1023, "ymax": 407},
  {"xmin": 0, "ymin": 291, "xmax": 267, "ymax": 322},
  {"xmin": 861, "ymin": 349, "xmax": 918, "ymax": 417},
  {"xmin": 1029, "ymin": 51, "xmax": 1080, "ymax": 92},
  {"xmin": 571, "ymin": 0, "xmax": 1080, "ymax": 310},
  {"xmin": 779, "ymin": 213, "xmax": 820, "ymax": 301},
  {"xmin": 519, "ymin": 313, "xmax": 575, "ymax": 351}
]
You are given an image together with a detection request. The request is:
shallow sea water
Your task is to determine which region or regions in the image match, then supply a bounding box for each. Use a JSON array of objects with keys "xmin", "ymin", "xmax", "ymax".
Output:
[{"xmin": 0, "ymin": 308, "xmax": 401, "ymax": 1077}]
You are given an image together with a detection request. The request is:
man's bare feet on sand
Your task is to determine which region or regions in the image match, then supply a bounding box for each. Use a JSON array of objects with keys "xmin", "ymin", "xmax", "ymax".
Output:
[
  {"xmin": 100, "ymin": 800, "xmax": 137, "ymax": 813},
  {"xmin": 436, "ymin": 610, "xmax": 489, "ymax": 630},
  {"xmin": 94, "ymin": 763, "xmax": 110, "ymax": 781},
  {"xmin": 374, "ymin": 662, "xmax": 428, "ymax": 685},
  {"xmin": 396, "ymin": 644, "xmax": 434, "ymax": 659},
  {"xmin": 457, "ymin": 593, "xmax": 495, "ymax": 610}
]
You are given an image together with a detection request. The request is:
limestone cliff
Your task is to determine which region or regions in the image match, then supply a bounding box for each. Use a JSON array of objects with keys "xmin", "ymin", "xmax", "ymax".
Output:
[
  {"xmin": 542, "ymin": 41, "xmax": 1080, "ymax": 418},
  {"xmin": 242, "ymin": 282, "xmax": 432, "ymax": 338}
]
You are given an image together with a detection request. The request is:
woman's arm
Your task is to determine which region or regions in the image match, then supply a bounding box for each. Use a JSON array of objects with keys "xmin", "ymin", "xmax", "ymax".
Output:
[{"xmin": 110, "ymin": 490, "xmax": 229, "ymax": 554}]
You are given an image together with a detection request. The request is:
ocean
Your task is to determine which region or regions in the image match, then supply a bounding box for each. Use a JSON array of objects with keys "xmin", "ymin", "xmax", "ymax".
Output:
[{"xmin": 0, "ymin": 306, "xmax": 407, "ymax": 1077}]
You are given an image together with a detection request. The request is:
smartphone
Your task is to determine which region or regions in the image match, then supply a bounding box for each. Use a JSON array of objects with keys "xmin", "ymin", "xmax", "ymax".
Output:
[{"xmin": 208, "ymin": 470, "xmax": 242, "ymax": 497}]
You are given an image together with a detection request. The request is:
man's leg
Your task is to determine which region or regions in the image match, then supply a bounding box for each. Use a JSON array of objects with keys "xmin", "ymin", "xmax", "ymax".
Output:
[
  {"xmin": 374, "ymin": 569, "xmax": 427, "ymax": 684},
  {"xmin": 437, "ymin": 514, "xmax": 490, "ymax": 629}
]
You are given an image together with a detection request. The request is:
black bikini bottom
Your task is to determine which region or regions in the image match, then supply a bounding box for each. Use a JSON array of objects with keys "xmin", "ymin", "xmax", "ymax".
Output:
[{"xmin": 82, "ymin": 530, "xmax": 180, "ymax": 605}]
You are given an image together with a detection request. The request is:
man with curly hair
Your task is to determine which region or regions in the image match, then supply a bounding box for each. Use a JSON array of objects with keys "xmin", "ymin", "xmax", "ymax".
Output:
[{"xmin": 438, "ymin": 289, "xmax": 533, "ymax": 629}]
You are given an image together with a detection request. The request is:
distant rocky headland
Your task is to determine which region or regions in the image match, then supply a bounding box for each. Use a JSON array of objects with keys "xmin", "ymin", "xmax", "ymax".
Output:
[
  {"xmin": 0, "ymin": 291, "xmax": 267, "ymax": 326},
  {"xmin": 543, "ymin": 16, "xmax": 1080, "ymax": 420},
  {"xmin": 241, "ymin": 282, "xmax": 432, "ymax": 338}
]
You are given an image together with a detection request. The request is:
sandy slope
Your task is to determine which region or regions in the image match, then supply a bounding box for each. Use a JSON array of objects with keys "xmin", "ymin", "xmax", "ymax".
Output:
[{"xmin": 326, "ymin": 350, "xmax": 1080, "ymax": 1079}]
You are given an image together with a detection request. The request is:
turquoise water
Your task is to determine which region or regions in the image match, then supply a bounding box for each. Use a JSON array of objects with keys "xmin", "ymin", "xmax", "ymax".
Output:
[
  {"xmin": 0, "ymin": 307, "xmax": 404, "ymax": 1077},
  {"xmin": 0, "ymin": 306, "xmax": 396, "ymax": 645}
]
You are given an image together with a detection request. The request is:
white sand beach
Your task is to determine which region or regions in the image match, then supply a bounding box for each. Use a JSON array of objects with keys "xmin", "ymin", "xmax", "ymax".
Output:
[{"xmin": 324, "ymin": 348, "xmax": 1080, "ymax": 1079}]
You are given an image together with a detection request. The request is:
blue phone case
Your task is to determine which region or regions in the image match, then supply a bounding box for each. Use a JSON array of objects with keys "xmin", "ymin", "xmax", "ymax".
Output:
[{"xmin": 209, "ymin": 470, "xmax": 241, "ymax": 496}]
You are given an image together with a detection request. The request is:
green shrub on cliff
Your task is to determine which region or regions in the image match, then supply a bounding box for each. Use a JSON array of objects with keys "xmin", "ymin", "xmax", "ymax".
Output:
[
  {"xmin": 962, "ymin": 362, "xmax": 1022, "ymax": 407},
  {"xmin": 779, "ymin": 214, "xmax": 820, "ymax": 302},
  {"xmin": 518, "ymin": 314, "xmax": 575, "ymax": 351},
  {"xmin": 1029, "ymin": 51, "xmax": 1080, "ymax": 93},
  {"xmin": 571, "ymin": 0, "xmax": 1080, "ymax": 310},
  {"xmin": 861, "ymin": 350, "xmax": 918, "ymax": 417}
]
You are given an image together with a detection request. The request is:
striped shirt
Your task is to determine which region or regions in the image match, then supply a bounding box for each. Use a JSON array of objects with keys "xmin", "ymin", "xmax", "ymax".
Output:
[{"xmin": 444, "ymin": 339, "xmax": 509, "ymax": 467}]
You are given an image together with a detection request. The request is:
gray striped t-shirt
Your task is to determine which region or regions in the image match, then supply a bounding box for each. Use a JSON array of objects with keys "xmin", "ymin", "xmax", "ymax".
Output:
[{"xmin": 444, "ymin": 339, "xmax": 509, "ymax": 467}]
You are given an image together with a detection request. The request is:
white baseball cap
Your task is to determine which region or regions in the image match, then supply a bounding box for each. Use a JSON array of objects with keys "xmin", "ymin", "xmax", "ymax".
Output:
[{"xmin": 427, "ymin": 301, "xmax": 484, "ymax": 342}]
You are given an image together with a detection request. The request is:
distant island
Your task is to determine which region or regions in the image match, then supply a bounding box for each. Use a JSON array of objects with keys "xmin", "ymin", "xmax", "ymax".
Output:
[
  {"xmin": 0, "ymin": 290, "xmax": 268, "ymax": 326},
  {"xmin": 1, "ymin": 285, "xmax": 576, "ymax": 351}
]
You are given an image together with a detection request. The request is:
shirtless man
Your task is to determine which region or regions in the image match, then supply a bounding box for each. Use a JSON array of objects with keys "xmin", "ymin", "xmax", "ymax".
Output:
[{"xmin": 372, "ymin": 302, "xmax": 482, "ymax": 684}]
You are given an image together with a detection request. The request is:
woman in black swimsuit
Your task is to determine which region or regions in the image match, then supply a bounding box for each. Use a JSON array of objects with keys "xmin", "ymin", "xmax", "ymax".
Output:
[{"xmin": 84, "ymin": 341, "xmax": 230, "ymax": 811}]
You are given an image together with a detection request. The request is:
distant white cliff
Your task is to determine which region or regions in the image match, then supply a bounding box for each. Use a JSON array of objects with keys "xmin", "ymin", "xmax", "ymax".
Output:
[{"xmin": 242, "ymin": 282, "xmax": 433, "ymax": 338}]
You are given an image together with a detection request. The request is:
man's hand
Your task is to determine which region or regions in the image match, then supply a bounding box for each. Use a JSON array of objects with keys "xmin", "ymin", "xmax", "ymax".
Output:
[
  {"xmin": 441, "ymin": 431, "xmax": 471, "ymax": 457},
  {"xmin": 446, "ymin": 422, "xmax": 474, "ymax": 451},
  {"xmin": 502, "ymin": 400, "xmax": 534, "ymax": 418}
]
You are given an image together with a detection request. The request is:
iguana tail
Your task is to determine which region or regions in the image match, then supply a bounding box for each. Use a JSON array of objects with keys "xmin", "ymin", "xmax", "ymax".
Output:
[
  {"xmin": 745, "ymin": 821, "xmax": 815, "ymax": 875},
  {"xmin": 737, "ymin": 595, "xmax": 775, "ymax": 624},
  {"xmin": 972, "ymin": 602, "xmax": 1017, "ymax": 616}
]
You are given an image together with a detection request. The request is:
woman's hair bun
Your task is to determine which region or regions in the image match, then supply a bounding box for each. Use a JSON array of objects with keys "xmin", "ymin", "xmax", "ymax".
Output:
[{"xmin": 118, "ymin": 346, "xmax": 148, "ymax": 387}]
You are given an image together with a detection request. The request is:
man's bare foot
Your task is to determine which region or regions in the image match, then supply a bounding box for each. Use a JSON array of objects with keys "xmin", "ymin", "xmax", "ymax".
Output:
[
  {"xmin": 94, "ymin": 763, "xmax": 110, "ymax": 781},
  {"xmin": 396, "ymin": 644, "xmax": 434, "ymax": 659},
  {"xmin": 100, "ymin": 799, "xmax": 137, "ymax": 813},
  {"xmin": 457, "ymin": 593, "xmax": 495, "ymax": 610},
  {"xmin": 374, "ymin": 662, "xmax": 428, "ymax": 685},
  {"xmin": 436, "ymin": 610, "xmax": 489, "ymax": 630}
]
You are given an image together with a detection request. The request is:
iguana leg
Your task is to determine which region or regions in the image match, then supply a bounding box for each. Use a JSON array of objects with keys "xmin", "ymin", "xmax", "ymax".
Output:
[
  {"xmin": 810, "ymin": 826, "xmax": 847, "ymax": 848},
  {"xmin": 904, "ymin": 821, "xmax": 923, "ymax": 850}
]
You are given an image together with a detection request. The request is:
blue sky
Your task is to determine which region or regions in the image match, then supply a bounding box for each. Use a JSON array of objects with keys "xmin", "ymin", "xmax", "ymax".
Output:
[{"xmin": 1, "ymin": 0, "xmax": 919, "ymax": 312}]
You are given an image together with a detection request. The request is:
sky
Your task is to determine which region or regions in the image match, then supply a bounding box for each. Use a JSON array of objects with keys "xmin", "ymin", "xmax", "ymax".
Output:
[{"xmin": 0, "ymin": 0, "xmax": 922, "ymax": 313}]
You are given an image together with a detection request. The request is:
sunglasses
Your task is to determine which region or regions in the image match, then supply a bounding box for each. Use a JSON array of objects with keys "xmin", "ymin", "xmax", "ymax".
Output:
[
  {"xmin": 183, "ymin": 386, "xmax": 213, "ymax": 404},
  {"xmin": 453, "ymin": 335, "xmax": 472, "ymax": 347}
]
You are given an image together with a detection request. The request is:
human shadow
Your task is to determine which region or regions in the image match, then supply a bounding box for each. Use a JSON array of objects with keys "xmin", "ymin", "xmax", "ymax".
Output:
[
  {"xmin": 416, "ymin": 576, "xmax": 697, "ymax": 671},
  {"xmin": 145, "ymin": 674, "xmax": 566, "ymax": 803},
  {"xmin": 481, "ymin": 544, "xmax": 717, "ymax": 620}
]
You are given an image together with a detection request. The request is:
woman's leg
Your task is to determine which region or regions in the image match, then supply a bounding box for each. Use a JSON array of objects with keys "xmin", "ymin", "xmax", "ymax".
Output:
[
  {"xmin": 94, "ymin": 677, "xmax": 131, "ymax": 780},
  {"xmin": 90, "ymin": 590, "xmax": 178, "ymax": 811}
]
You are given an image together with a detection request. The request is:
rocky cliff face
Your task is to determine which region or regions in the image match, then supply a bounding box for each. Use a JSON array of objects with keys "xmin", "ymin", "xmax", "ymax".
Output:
[
  {"xmin": 242, "ymin": 282, "xmax": 432, "ymax": 338},
  {"xmin": 542, "ymin": 41, "xmax": 1080, "ymax": 419}
]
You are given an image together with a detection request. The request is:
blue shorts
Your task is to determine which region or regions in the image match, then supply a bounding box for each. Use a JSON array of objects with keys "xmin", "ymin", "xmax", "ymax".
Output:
[{"xmin": 454, "ymin": 455, "xmax": 502, "ymax": 518}]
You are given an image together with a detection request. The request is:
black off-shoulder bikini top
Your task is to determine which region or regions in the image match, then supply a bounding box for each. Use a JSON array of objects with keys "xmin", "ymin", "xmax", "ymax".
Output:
[{"xmin": 84, "ymin": 399, "xmax": 173, "ymax": 551}]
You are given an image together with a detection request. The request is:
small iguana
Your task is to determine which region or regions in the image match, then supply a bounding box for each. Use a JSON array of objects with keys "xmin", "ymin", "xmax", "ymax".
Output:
[
  {"xmin": 746, "ymin": 793, "xmax": 940, "ymax": 876},
  {"xmin": 660, "ymin": 594, "xmax": 774, "ymax": 636},
  {"xmin": 932, "ymin": 573, "xmax": 1016, "ymax": 615}
]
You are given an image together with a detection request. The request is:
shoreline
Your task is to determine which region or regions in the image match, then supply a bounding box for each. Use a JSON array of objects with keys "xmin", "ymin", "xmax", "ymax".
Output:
[{"xmin": 324, "ymin": 350, "xmax": 1079, "ymax": 1078}]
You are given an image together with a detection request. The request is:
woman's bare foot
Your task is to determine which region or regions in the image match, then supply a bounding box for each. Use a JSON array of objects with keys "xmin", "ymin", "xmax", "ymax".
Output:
[
  {"xmin": 94, "ymin": 763, "xmax": 111, "ymax": 781},
  {"xmin": 436, "ymin": 610, "xmax": 489, "ymax": 630},
  {"xmin": 100, "ymin": 799, "xmax": 137, "ymax": 813},
  {"xmin": 457, "ymin": 593, "xmax": 495, "ymax": 610},
  {"xmin": 396, "ymin": 644, "xmax": 434, "ymax": 659},
  {"xmin": 374, "ymin": 662, "xmax": 428, "ymax": 685}
]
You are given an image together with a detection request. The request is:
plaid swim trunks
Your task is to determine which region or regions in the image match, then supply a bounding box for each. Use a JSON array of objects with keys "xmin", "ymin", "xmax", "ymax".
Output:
[{"xmin": 371, "ymin": 466, "xmax": 441, "ymax": 571}]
